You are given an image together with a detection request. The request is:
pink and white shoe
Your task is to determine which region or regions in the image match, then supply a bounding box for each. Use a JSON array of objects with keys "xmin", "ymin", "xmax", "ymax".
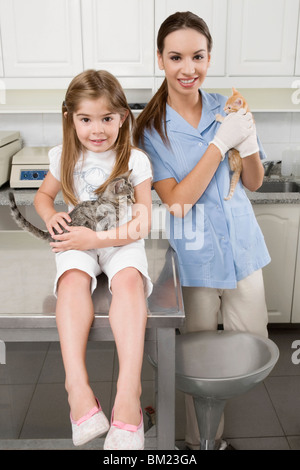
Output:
[
  {"xmin": 70, "ymin": 398, "xmax": 109, "ymax": 446},
  {"xmin": 103, "ymin": 408, "xmax": 144, "ymax": 450}
]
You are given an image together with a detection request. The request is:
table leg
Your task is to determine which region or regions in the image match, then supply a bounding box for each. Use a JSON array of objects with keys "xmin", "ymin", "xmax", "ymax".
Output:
[
  {"xmin": 0, "ymin": 340, "xmax": 5, "ymax": 364},
  {"xmin": 156, "ymin": 328, "xmax": 175, "ymax": 450}
]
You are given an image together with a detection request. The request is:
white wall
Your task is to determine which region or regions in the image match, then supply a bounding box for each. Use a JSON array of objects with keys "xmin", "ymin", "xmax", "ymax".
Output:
[
  {"xmin": 255, "ymin": 113, "xmax": 300, "ymax": 161},
  {"xmin": 0, "ymin": 111, "xmax": 299, "ymax": 162}
]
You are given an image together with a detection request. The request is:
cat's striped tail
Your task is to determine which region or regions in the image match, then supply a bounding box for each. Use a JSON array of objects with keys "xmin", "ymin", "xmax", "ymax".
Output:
[
  {"xmin": 224, "ymin": 170, "xmax": 240, "ymax": 201},
  {"xmin": 8, "ymin": 192, "xmax": 52, "ymax": 241}
]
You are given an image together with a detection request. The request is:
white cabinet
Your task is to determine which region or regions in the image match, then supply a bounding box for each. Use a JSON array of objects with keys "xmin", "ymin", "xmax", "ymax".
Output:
[
  {"xmin": 228, "ymin": 0, "xmax": 300, "ymax": 76},
  {"xmin": 296, "ymin": 18, "xmax": 300, "ymax": 75},
  {"xmin": 0, "ymin": 0, "xmax": 299, "ymax": 90},
  {"xmin": 154, "ymin": 0, "xmax": 227, "ymax": 77},
  {"xmin": 0, "ymin": 35, "xmax": 3, "ymax": 78},
  {"xmin": 81, "ymin": 0, "xmax": 154, "ymax": 76},
  {"xmin": 292, "ymin": 226, "xmax": 300, "ymax": 322},
  {"xmin": 0, "ymin": 0, "xmax": 83, "ymax": 78},
  {"xmin": 254, "ymin": 204, "xmax": 300, "ymax": 323},
  {"xmin": 0, "ymin": 0, "xmax": 154, "ymax": 83}
]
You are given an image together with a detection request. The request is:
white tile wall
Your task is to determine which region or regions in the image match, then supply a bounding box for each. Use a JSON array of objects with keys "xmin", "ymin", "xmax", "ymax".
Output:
[
  {"xmin": 0, "ymin": 111, "xmax": 299, "ymax": 162},
  {"xmin": 254, "ymin": 112, "xmax": 300, "ymax": 161},
  {"xmin": 42, "ymin": 114, "xmax": 63, "ymax": 147},
  {"xmin": 0, "ymin": 113, "xmax": 62, "ymax": 147},
  {"xmin": 290, "ymin": 113, "xmax": 300, "ymax": 144}
]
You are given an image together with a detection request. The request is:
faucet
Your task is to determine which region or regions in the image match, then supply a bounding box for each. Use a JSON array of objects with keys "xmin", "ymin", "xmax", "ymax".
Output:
[{"xmin": 263, "ymin": 161, "xmax": 275, "ymax": 176}]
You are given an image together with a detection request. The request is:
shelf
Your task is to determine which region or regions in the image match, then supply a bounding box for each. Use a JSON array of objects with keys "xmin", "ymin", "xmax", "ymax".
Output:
[
  {"xmin": 0, "ymin": 87, "xmax": 300, "ymax": 114},
  {"xmin": 0, "ymin": 86, "xmax": 154, "ymax": 114},
  {"xmin": 203, "ymin": 88, "xmax": 300, "ymax": 112}
]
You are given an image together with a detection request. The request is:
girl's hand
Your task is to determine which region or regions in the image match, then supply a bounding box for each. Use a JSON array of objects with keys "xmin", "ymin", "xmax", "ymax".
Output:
[
  {"xmin": 50, "ymin": 226, "xmax": 98, "ymax": 252},
  {"xmin": 46, "ymin": 212, "xmax": 72, "ymax": 238}
]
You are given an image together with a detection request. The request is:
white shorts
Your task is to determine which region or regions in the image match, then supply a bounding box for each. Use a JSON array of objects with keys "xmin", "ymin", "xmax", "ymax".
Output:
[{"xmin": 53, "ymin": 240, "xmax": 153, "ymax": 298}]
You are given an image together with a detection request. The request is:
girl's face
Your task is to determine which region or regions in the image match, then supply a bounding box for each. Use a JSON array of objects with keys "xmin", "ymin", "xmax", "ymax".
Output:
[
  {"xmin": 157, "ymin": 28, "xmax": 211, "ymax": 97},
  {"xmin": 72, "ymin": 96, "xmax": 127, "ymax": 153}
]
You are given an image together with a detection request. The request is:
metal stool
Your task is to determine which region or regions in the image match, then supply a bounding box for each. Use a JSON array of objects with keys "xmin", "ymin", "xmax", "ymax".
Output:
[{"xmin": 175, "ymin": 330, "xmax": 279, "ymax": 450}]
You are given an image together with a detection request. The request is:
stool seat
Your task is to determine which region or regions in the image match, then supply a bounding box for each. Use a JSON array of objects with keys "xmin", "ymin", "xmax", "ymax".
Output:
[
  {"xmin": 175, "ymin": 330, "xmax": 279, "ymax": 449},
  {"xmin": 175, "ymin": 330, "xmax": 279, "ymax": 399}
]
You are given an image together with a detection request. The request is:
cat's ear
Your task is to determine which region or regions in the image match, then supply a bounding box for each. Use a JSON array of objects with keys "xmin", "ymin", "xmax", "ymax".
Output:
[
  {"xmin": 114, "ymin": 179, "xmax": 125, "ymax": 194},
  {"xmin": 232, "ymin": 87, "xmax": 238, "ymax": 94},
  {"xmin": 123, "ymin": 169, "xmax": 133, "ymax": 180},
  {"xmin": 233, "ymin": 98, "xmax": 243, "ymax": 107}
]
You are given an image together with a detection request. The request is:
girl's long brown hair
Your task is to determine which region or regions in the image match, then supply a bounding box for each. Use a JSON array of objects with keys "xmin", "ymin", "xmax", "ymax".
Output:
[
  {"xmin": 133, "ymin": 11, "xmax": 212, "ymax": 147},
  {"xmin": 61, "ymin": 69, "xmax": 134, "ymax": 206}
]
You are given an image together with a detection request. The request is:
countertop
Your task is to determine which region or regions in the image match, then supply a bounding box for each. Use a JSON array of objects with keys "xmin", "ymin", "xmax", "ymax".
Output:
[
  {"xmin": 0, "ymin": 184, "xmax": 163, "ymax": 206},
  {"xmin": 1, "ymin": 178, "xmax": 300, "ymax": 206},
  {"xmin": 0, "ymin": 184, "xmax": 161, "ymax": 206},
  {"xmin": 245, "ymin": 187, "xmax": 300, "ymax": 204}
]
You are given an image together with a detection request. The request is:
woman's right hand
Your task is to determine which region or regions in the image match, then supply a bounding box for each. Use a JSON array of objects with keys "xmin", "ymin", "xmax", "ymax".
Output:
[
  {"xmin": 45, "ymin": 211, "xmax": 72, "ymax": 238},
  {"xmin": 210, "ymin": 108, "xmax": 254, "ymax": 159}
]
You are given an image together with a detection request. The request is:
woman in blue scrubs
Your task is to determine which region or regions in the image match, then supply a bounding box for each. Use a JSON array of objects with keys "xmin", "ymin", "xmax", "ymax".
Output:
[{"xmin": 134, "ymin": 11, "xmax": 270, "ymax": 449}]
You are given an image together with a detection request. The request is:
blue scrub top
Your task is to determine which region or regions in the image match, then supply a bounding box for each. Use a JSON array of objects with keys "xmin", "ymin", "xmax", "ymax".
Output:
[{"xmin": 141, "ymin": 90, "xmax": 271, "ymax": 289}]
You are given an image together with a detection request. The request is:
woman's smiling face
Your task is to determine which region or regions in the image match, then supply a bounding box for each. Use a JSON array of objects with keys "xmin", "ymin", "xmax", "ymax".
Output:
[{"xmin": 157, "ymin": 28, "xmax": 211, "ymax": 97}]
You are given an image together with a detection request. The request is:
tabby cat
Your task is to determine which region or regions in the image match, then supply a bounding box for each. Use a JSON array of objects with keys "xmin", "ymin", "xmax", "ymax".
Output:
[
  {"xmin": 8, "ymin": 171, "xmax": 135, "ymax": 242},
  {"xmin": 216, "ymin": 87, "xmax": 251, "ymax": 201}
]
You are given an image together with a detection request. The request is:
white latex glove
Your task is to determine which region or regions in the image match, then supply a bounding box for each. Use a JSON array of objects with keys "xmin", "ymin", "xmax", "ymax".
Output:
[
  {"xmin": 234, "ymin": 124, "xmax": 259, "ymax": 158},
  {"xmin": 210, "ymin": 108, "xmax": 254, "ymax": 160}
]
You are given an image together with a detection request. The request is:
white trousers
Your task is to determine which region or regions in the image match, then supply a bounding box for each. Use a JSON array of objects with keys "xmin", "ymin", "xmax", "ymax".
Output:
[{"xmin": 181, "ymin": 269, "xmax": 269, "ymax": 448}]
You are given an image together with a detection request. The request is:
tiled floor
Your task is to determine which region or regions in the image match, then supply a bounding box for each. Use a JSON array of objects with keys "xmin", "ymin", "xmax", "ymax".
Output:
[
  {"xmin": 0, "ymin": 327, "xmax": 300, "ymax": 450},
  {"xmin": 223, "ymin": 327, "xmax": 300, "ymax": 450}
]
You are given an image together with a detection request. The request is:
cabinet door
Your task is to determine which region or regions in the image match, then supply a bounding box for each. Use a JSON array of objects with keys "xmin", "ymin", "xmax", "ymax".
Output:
[
  {"xmin": 296, "ymin": 20, "xmax": 300, "ymax": 75},
  {"xmin": 292, "ymin": 226, "xmax": 300, "ymax": 322},
  {"xmin": 254, "ymin": 205, "xmax": 299, "ymax": 323},
  {"xmin": 155, "ymin": 0, "xmax": 227, "ymax": 77},
  {"xmin": 0, "ymin": 35, "xmax": 5, "ymax": 103},
  {"xmin": 0, "ymin": 0, "xmax": 83, "ymax": 77},
  {"xmin": 228, "ymin": 0, "xmax": 299, "ymax": 76},
  {"xmin": 0, "ymin": 35, "xmax": 3, "ymax": 77},
  {"xmin": 81, "ymin": 0, "xmax": 154, "ymax": 76}
]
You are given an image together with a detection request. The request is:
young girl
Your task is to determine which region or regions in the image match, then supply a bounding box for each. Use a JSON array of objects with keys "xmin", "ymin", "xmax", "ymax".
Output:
[
  {"xmin": 134, "ymin": 11, "xmax": 270, "ymax": 450},
  {"xmin": 34, "ymin": 69, "xmax": 152, "ymax": 450}
]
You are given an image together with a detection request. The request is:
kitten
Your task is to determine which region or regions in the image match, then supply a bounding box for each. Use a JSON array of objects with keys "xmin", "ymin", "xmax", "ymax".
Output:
[
  {"xmin": 215, "ymin": 87, "xmax": 251, "ymax": 201},
  {"xmin": 8, "ymin": 170, "xmax": 135, "ymax": 242}
]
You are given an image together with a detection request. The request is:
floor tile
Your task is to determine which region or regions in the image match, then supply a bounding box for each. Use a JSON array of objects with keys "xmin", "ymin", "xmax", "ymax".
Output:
[
  {"xmin": 229, "ymin": 436, "xmax": 290, "ymax": 450},
  {"xmin": 38, "ymin": 341, "xmax": 116, "ymax": 384},
  {"xmin": 20, "ymin": 382, "xmax": 70, "ymax": 439},
  {"xmin": 20, "ymin": 381, "xmax": 112, "ymax": 439},
  {"xmin": 0, "ymin": 342, "xmax": 49, "ymax": 385},
  {"xmin": 0, "ymin": 383, "xmax": 35, "ymax": 438},
  {"xmin": 265, "ymin": 375, "xmax": 300, "ymax": 435},
  {"xmin": 287, "ymin": 436, "xmax": 300, "ymax": 450},
  {"xmin": 224, "ymin": 382, "xmax": 284, "ymax": 438},
  {"xmin": 1, "ymin": 327, "xmax": 300, "ymax": 449},
  {"xmin": 268, "ymin": 328, "xmax": 300, "ymax": 376}
]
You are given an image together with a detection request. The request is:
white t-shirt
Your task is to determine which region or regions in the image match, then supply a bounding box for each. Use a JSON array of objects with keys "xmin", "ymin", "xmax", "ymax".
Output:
[{"xmin": 48, "ymin": 145, "xmax": 152, "ymax": 211}]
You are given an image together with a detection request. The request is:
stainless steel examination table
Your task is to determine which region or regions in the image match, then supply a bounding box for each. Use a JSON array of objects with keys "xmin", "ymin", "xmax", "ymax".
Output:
[{"xmin": 0, "ymin": 232, "xmax": 185, "ymax": 450}]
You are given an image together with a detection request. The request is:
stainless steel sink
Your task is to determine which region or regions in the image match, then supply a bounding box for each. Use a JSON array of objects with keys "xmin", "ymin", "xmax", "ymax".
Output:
[{"xmin": 257, "ymin": 181, "xmax": 300, "ymax": 193}]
